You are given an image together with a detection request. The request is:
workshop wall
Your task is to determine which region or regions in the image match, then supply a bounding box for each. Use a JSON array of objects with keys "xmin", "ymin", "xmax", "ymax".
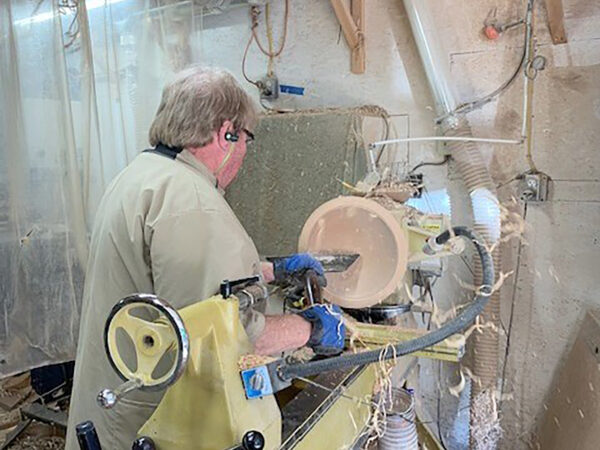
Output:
[
  {"xmin": 435, "ymin": 0, "xmax": 600, "ymax": 447},
  {"xmin": 196, "ymin": 1, "xmax": 600, "ymax": 448}
]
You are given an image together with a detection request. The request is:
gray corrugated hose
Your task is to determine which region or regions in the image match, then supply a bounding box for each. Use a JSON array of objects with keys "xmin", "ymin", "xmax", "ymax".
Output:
[{"xmin": 445, "ymin": 125, "xmax": 503, "ymax": 447}]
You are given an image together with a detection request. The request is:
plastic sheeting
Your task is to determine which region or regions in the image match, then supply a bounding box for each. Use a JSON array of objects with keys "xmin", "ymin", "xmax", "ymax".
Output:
[{"xmin": 0, "ymin": 0, "xmax": 200, "ymax": 376}]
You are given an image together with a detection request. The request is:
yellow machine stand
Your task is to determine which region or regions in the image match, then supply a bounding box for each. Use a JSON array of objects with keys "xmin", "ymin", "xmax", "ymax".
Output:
[
  {"xmin": 100, "ymin": 290, "xmax": 391, "ymax": 449},
  {"xmin": 136, "ymin": 296, "xmax": 281, "ymax": 450},
  {"xmin": 100, "ymin": 286, "xmax": 461, "ymax": 449},
  {"xmin": 279, "ymin": 364, "xmax": 377, "ymax": 450}
]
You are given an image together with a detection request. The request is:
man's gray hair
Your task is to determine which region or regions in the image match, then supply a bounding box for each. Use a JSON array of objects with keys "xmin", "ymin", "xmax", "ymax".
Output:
[{"xmin": 149, "ymin": 67, "xmax": 258, "ymax": 149}]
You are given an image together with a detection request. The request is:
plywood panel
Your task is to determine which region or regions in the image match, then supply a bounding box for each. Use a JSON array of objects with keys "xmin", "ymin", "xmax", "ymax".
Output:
[
  {"xmin": 226, "ymin": 109, "xmax": 371, "ymax": 255},
  {"xmin": 536, "ymin": 310, "xmax": 600, "ymax": 449}
]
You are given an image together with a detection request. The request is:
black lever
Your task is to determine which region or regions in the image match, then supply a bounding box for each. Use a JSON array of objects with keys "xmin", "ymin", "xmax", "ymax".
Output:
[
  {"xmin": 76, "ymin": 421, "xmax": 102, "ymax": 450},
  {"xmin": 241, "ymin": 430, "xmax": 265, "ymax": 450},
  {"xmin": 220, "ymin": 276, "xmax": 260, "ymax": 298},
  {"xmin": 132, "ymin": 436, "xmax": 156, "ymax": 450}
]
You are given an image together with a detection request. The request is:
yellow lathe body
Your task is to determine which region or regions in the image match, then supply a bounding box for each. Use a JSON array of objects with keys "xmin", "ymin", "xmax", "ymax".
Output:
[
  {"xmin": 137, "ymin": 297, "xmax": 282, "ymax": 449},
  {"xmin": 103, "ymin": 294, "xmax": 382, "ymax": 450}
]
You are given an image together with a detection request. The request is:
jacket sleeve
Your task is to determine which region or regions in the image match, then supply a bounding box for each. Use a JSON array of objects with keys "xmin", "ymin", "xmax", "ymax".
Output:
[{"xmin": 148, "ymin": 208, "xmax": 265, "ymax": 341}]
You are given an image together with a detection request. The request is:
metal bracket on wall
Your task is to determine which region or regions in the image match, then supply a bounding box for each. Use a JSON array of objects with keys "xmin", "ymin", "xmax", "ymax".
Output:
[
  {"xmin": 518, "ymin": 172, "xmax": 550, "ymax": 202},
  {"xmin": 259, "ymin": 75, "xmax": 279, "ymax": 101}
]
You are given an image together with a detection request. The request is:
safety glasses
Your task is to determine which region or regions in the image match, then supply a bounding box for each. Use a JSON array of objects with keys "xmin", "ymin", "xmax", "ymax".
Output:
[{"xmin": 243, "ymin": 128, "xmax": 255, "ymax": 144}]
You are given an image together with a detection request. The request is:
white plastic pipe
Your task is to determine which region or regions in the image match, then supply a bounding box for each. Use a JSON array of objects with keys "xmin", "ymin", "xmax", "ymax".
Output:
[
  {"xmin": 369, "ymin": 136, "xmax": 523, "ymax": 148},
  {"xmin": 403, "ymin": 0, "xmax": 458, "ymax": 115}
]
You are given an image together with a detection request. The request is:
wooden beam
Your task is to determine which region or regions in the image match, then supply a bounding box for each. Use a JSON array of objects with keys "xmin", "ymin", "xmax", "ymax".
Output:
[
  {"xmin": 330, "ymin": 0, "xmax": 359, "ymax": 49},
  {"xmin": 350, "ymin": 0, "xmax": 365, "ymax": 74},
  {"xmin": 330, "ymin": 0, "xmax": 366, "ymax": 74},
  {"xmin": 544, "ymin": 0, "xmax": 567, "ymax": 44}
]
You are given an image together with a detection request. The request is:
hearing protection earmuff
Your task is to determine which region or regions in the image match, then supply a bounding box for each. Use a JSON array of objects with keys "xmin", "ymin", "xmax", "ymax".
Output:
[
  {"xmin": 214, "ymin": 129, "xmax": 242, "ymax": 188},
  {"xmin": 224, "ymin": 131, "xmax": 239, "ymax": 143}
]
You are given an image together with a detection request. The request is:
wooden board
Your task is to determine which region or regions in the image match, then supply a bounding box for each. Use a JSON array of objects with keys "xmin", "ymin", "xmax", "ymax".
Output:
[
  {"xmin": 330, "ymin": 0, "xmax": 365, "ymax": 74},
  {"xmin": 536, "ymin": 310, "xmax": 600, "ymax": 448},
  {"xmin": 544, "ymin": 0, "xmax": 567, "ymax": 44},
  {"xmin": 351, "ymin": 0, "xmax": 365, "ymax": 74}
]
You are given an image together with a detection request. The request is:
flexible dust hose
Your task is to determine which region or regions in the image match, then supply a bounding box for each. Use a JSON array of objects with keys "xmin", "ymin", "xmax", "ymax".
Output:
[
  {"xmin": 279, "ymin": 227, "xmax": 494, "ymax": 381},
  {"xmin": 446, "ymin": 125, "xmax": 503, "ymax": 444}
]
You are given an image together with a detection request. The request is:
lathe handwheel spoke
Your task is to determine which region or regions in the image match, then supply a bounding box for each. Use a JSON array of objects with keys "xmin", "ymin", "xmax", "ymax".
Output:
[{"xmin": 104, "ymin": 294, "xmax": 189, "ymax": 391}]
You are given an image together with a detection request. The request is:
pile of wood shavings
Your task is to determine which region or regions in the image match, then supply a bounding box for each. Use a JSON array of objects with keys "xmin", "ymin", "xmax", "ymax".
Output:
[
  {"xmin": 7, "ymin": 436, "xmax": 64, "ymax": 450},
  {"xmin": 470, "ymin": 390, "xmax": 502, "ymax": 450},
  {"xmin": 238, "ymin": 354, "xmax": 276, "ymax": 370}
]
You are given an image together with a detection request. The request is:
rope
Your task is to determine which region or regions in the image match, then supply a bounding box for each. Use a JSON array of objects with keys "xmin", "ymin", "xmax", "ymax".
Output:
[{"xmin": 250, "ymin": 1, "xmax": 289, "ymax": 59}]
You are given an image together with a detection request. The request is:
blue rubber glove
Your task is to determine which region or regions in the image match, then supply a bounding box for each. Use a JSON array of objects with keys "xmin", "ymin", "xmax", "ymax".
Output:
[
  {"xmin": 272, "ymin": 253, "xmax": 325, "ymax": 281},
  {"xmin": 299, "ymin": 304, "xmax": 346, "ymax": 356}
]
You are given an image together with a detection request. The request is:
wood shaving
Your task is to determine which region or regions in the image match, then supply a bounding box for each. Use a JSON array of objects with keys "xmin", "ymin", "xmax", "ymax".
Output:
[
  {"xmin": 7, "ymin": 436, "xmax": 64, "ymax": 450},
  {"xmin": 470, "ymin": 390, "xmax": 502, "ymax": 450}
]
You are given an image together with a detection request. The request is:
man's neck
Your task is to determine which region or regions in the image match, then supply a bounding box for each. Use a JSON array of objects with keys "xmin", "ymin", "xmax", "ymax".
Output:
[{"xmin": 187, "ymin": 144, "xmax": 221, "ymax": 174}]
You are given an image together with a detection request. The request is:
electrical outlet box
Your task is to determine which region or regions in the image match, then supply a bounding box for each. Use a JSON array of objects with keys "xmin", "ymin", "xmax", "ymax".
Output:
[
  {"xmin": 518, "ymin": 172, "xmax": 550, "ymax": 202},
  {"xmin": 259, "ymin": 75, "xmax": 279, "ymax": 101}
]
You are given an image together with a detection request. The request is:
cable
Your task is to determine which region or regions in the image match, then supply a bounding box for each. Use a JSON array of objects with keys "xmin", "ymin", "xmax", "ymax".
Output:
[
  {"xmin": 499, "ymin": 202, "xmax": 528, "ymax": 404},
  {"xmin": 435, "ymin": 0, "xmax": 533, "ymax": 123},
  {"xmin": 242, "ymin": 2, "xmax": 291, "ymax": 105},
  {"xmin": 266, "ymin": 3, "xmax": 275, "ymax": 76},
  {"xmin": 522, "ymin": 0, "xmax": 539, "ymax": 173},
  {"xmin": 409, "ymin": 155, "xmax": 451, "ymax": 174},
  {"xmin": 241, "ymin": 31, "xmax": 260, "ymax": 87},
  {"xmin": 251, "ymin": 1, "xmax": 289, "ymax": 59},
  {"xmin": 425, "ymin": 277, "xmax": 437, "ymax": 331},
  {"xmin": 375, "ymin": 114, "xmax": 391, "ymax": 166}
]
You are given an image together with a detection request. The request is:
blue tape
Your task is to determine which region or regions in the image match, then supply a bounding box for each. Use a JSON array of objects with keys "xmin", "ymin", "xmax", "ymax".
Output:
[{"xmin": 280, "ymin": 84, "xmax": 305, "ymax": 96}]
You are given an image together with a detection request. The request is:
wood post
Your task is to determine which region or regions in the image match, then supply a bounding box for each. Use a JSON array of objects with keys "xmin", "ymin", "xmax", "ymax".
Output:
[
  {"xmin": 544, "ymin": 0, "xmax": 567, "ymax": 44},
  {"xmin": 330, "ymin": 0, "xmax": 366, "ymax": 74}
]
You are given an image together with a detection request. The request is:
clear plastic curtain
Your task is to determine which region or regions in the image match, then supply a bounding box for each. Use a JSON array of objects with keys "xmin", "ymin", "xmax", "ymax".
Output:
[{"xmin": 0, "ymin": 0, "xmax": 200, "ymax": 376}]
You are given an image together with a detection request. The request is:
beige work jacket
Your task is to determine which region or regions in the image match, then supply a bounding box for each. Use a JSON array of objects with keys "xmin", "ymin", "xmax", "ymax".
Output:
[{"xmin": 65, "ymin": 149, "xmax": 265, "ymax": 450}]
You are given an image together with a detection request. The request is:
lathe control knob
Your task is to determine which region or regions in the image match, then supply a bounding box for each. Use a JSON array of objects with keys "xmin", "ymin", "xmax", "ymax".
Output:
[
  {"xmin": 249, "ymin": 373, "xmax": 265, "ymax": 391},
  {"xmin": 132, "ymin": 436, "xmax": 156, "ymax": 450},
  {"xmin": 241, "ymin": 430, "xmax": 265, "ymax": 450}
]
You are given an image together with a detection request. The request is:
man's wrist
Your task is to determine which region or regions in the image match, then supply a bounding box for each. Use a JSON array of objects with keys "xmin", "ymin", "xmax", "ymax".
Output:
[
  {"xmin": 260, "ymin": 261, "xmax": 275, "ymax": 283},
  {"xmin": 298, "ymin": 308, "xmax": 321, "ymax": 346}
]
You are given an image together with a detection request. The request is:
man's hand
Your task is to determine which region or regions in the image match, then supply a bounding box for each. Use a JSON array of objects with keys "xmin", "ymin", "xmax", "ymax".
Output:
[
  {"xmin": 299, "ymin": 304, "xmax": 345, "ymax": 356},
  {"xmin": 261, "ymin": 261, "xmax": 275, "ymax": 283},
  {"xmin": 271, "ymin": 253, "xmax": 325, "ymax": 281}
]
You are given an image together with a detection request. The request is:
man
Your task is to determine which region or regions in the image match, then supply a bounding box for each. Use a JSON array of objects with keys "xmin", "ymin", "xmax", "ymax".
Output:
[{"xmin": 65, "ymin": 67, "xmax": 344, "ymax": 449}]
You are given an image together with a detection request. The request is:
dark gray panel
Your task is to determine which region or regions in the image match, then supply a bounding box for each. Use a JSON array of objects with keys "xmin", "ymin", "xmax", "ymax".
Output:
[{"xmin": 226, "ymin": 110, "xmax": 370, "ymax": 256}]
